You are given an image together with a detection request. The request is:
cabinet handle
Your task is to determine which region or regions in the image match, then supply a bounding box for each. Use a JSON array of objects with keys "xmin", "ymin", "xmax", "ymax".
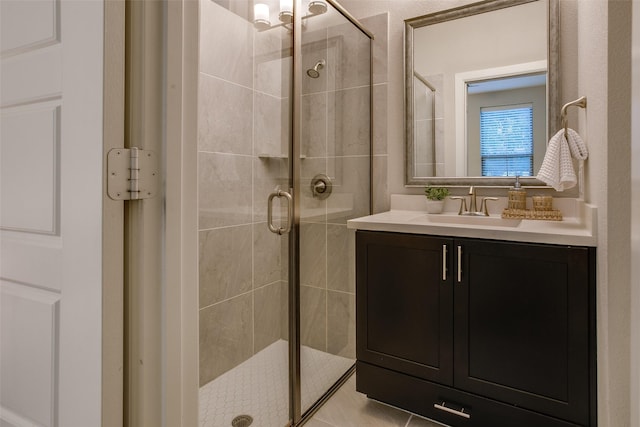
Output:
[
  {"xmin": 442, "ymin": 244, "xmax": 447, "ymax": 281},
  {"xmin": 434, "ymin": 402, "xmax": 471, "ymax": 419},
  {"xmin": 457, "ymin": 245, "xmax": 462, "ymax": 283}
]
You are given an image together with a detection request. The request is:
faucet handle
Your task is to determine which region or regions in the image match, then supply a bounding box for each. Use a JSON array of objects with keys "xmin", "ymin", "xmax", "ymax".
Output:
[
  {"xmin": 480, "ymin": 197, "xmax": 499, "ymax": 216},
  {"xmin": 450, "ymin": 196, "xmax": 468, "ymax": 215}
]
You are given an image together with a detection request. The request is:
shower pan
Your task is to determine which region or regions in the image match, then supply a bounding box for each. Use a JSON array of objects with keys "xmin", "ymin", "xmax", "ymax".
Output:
[{"xmin": 196, "ymin": 0, "xmax": 372, "ymax": 426}]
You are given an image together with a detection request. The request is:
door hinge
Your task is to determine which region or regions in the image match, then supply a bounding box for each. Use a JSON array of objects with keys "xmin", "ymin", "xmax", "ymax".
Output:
[{"xmin": 107, "ymin": 147, "xmax": 158, "ymax": 200}]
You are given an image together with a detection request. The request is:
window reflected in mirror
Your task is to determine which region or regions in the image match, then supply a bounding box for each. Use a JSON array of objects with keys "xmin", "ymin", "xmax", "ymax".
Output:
[{"xmin": 465, "ymin": 72, "xmax": 546, "ymax": 177}]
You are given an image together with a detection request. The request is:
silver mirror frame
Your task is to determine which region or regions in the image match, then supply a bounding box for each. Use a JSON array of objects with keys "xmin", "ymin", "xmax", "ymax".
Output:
[{"xmin": 404, "ymin": 0, "xmax": 559, "ymax": 187}]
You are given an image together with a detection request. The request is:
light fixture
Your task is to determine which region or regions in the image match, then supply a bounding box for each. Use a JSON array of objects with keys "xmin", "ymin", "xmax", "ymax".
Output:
[
  {"xmin": 308, "ymin": 0, "xmax": 327, "ymax": 14},
  {"xmin": 279, "ymin": 0, "xmax": 293, "ymax": 23},
  {"xmin": 254, "ymin": 3, "xmax": 271, "ymax": 30}
]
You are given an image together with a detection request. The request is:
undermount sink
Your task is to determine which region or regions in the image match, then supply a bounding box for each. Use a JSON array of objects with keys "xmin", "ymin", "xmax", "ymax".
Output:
[{"xmin": 414, "ymin": 213, "xmax": 522, "ymax": 227}]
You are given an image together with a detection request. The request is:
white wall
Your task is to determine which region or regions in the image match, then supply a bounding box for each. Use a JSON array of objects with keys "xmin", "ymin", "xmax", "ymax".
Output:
[
  {"xmin": 581, "ymin": 1, "xmax": 632, "ymax": 426},
  {"xmin": 413, "ymin": 1, "xmax": 546, "ymax": 75}
]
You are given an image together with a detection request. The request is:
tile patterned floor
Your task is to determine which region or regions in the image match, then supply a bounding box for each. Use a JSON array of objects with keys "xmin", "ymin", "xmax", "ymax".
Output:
[
  {"xmin": 199, "ymin": 339, "xmax": 446, "ymax": 427},
  {"xmin": 309, "ymin": 376, "xmax": 447, "ymax": 427},
  {"xmin": 199, "ymin": 340, "xmax": 353, "ymax": 427}
]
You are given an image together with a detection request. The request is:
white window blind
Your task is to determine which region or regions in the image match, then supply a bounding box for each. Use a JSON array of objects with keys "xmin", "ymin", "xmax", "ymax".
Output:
[{"xmin": 480, "ymin": 104, "xmax": 533, "ymax": 177}]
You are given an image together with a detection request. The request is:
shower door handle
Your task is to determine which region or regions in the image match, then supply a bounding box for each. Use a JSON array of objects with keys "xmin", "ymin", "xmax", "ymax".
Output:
[{"xmin": 267, "ymin": 188, "xmax": 293, "ymax": 235}]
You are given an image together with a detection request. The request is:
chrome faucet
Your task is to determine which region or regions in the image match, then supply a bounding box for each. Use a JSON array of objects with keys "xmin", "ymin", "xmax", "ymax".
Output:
[
  {"xmin": 468, "ymin": 186, "xmax": 478, "ymax": 213},
  {"xmin": 451, "ymin": 186, "xmax": 498, "ymax": 216}
]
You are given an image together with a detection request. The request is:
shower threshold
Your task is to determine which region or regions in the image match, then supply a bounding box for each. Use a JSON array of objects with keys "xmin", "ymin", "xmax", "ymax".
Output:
[{"xmin": 199, "ymin": 340, "xmax": 354, "ymax": 427}]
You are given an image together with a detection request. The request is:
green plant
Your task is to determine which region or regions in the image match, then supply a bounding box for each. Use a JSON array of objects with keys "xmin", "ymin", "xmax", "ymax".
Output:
[{"xmin": 424, "ymin": 186, "xmax": 450, "ymax": 201}]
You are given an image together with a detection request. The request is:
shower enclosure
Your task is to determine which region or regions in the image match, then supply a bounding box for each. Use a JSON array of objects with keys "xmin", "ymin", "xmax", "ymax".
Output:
[
  {"xmin": 196, "ymin": 0, "xmax": 372, "ymax": 425},
  {"xmin": 413, "ymin": 72, "xmax": 437, "ymax": 177}
]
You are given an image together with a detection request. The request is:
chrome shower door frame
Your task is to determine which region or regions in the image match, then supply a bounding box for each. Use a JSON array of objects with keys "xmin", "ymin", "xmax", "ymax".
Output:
[{"xmin": 288, "ymin": 0, "xmax": 374, "ymax": 425}]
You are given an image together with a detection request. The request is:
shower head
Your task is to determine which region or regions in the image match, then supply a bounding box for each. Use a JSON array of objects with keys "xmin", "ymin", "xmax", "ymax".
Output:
[{"xmin": 306, "ymin": 59, "xmax": 326, "ymax": 78}]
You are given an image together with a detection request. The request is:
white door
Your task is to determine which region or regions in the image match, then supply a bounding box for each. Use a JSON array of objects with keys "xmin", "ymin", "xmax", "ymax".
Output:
[{"xmin": 1, "ymin": 1, "xmax": 105, "ymax": 426}]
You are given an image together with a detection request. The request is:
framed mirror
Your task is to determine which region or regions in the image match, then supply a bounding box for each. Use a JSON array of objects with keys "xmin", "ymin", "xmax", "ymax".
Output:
[{"xmin": 405, "ymin": 0, "xmax": 559, "ymax": 186}]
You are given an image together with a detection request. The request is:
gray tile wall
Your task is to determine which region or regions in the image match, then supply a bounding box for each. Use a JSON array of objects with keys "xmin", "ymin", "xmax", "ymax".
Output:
[
  {"xmin": 198, "ymin": 0, "xmax": 289, "ymax": 386},
  {"xmin": 414, "ymin": 74, "xmax": 443, "ymax": 177},
  {"xmin": 298, "ymin": 12, "xmax": 388, "ymax": 360}
]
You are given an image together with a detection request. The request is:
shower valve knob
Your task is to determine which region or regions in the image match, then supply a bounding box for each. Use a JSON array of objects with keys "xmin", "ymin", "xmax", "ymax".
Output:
[{"xmin": 310, "ymin": 174, "xmax": 332, "ymax": 200}]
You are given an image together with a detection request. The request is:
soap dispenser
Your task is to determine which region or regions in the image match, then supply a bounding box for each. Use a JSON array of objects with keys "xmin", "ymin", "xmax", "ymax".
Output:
[{"xmin": 508, "ymin": 176, "xmax": 527, "ymax": 210}]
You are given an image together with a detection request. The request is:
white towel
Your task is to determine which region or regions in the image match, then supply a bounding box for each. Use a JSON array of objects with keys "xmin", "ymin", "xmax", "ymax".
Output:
[{"xmin": 537, "ymin": 128, "xmax": 588, "ymax": 192}]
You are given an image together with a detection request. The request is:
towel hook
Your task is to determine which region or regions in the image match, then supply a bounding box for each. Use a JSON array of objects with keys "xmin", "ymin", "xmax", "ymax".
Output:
[{"xmin": 560, "ymin": 96, "xmax": 587, "ymax": 138}]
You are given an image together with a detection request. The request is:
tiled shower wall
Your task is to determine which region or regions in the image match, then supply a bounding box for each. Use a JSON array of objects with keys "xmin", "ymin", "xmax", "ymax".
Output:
[
  {"xmin": 297, "ymin": 13, "xmax": 382, "ymax": 359},
  {"xmin": 414, "ymin": 76, "xmax": 435, "ymax": 176},
  {"xmin": 414, "ymin": 74, "xmax": 443, "ymax": 177},
  {"xmin": 197, "ymin": 1, "xmax": 389, "ymax": 387},
  {"xmin": 297, "ymin": 11, "xmax": 389, "ymax": 361},
  {"xmin": 198, "ymin": 0, "xmax": 290, "ymax": 386}
]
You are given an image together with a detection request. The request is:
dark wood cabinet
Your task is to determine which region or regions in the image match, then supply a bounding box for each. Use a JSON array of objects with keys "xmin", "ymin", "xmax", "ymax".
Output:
[
  {"xmin": 356, "ymin": 232, "xmax": 454, "ymax": 385},
  {"xmin": 356, "ymin": 230, "xmax": 597, "ymax": 427}
]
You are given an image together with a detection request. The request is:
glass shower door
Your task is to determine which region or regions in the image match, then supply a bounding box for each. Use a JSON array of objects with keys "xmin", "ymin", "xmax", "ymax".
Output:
[
  {"xmin": 197, "ymin": 1, "xmax": 292, "ymax": 426},
  {"xmin": 297, "ymin": 0, "xmax": 372, "ymax": 417},
  {"xmin": 197, "ymin": 0, "xmax": 371, "ymax": 425}
]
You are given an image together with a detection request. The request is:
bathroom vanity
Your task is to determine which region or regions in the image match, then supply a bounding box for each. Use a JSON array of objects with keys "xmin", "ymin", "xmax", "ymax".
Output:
[{"xmin": 348, "ymin": 196, "xmax": 597, "ymax": 427}]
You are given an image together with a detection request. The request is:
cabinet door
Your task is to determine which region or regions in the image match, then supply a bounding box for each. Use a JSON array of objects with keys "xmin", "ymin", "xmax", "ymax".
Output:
[
  {"xmin": 356, "ymin": 231, "xmax": 454, "ymax": 386},
  {"xmin": 454, "ymin": 239, "xmax": 592, "ymax": 425}
]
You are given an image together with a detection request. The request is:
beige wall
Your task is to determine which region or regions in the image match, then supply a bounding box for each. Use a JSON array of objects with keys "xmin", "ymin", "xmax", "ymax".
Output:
[{"xmin": 340, "ymin": 0, "xmax": 635, "ymax": 425}]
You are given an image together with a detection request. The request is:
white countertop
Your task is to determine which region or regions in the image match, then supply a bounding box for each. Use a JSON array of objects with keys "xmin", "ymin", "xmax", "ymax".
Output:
[{"xmin": 347, "ymin": 195, "xmax": 597, "ymax": 247}]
